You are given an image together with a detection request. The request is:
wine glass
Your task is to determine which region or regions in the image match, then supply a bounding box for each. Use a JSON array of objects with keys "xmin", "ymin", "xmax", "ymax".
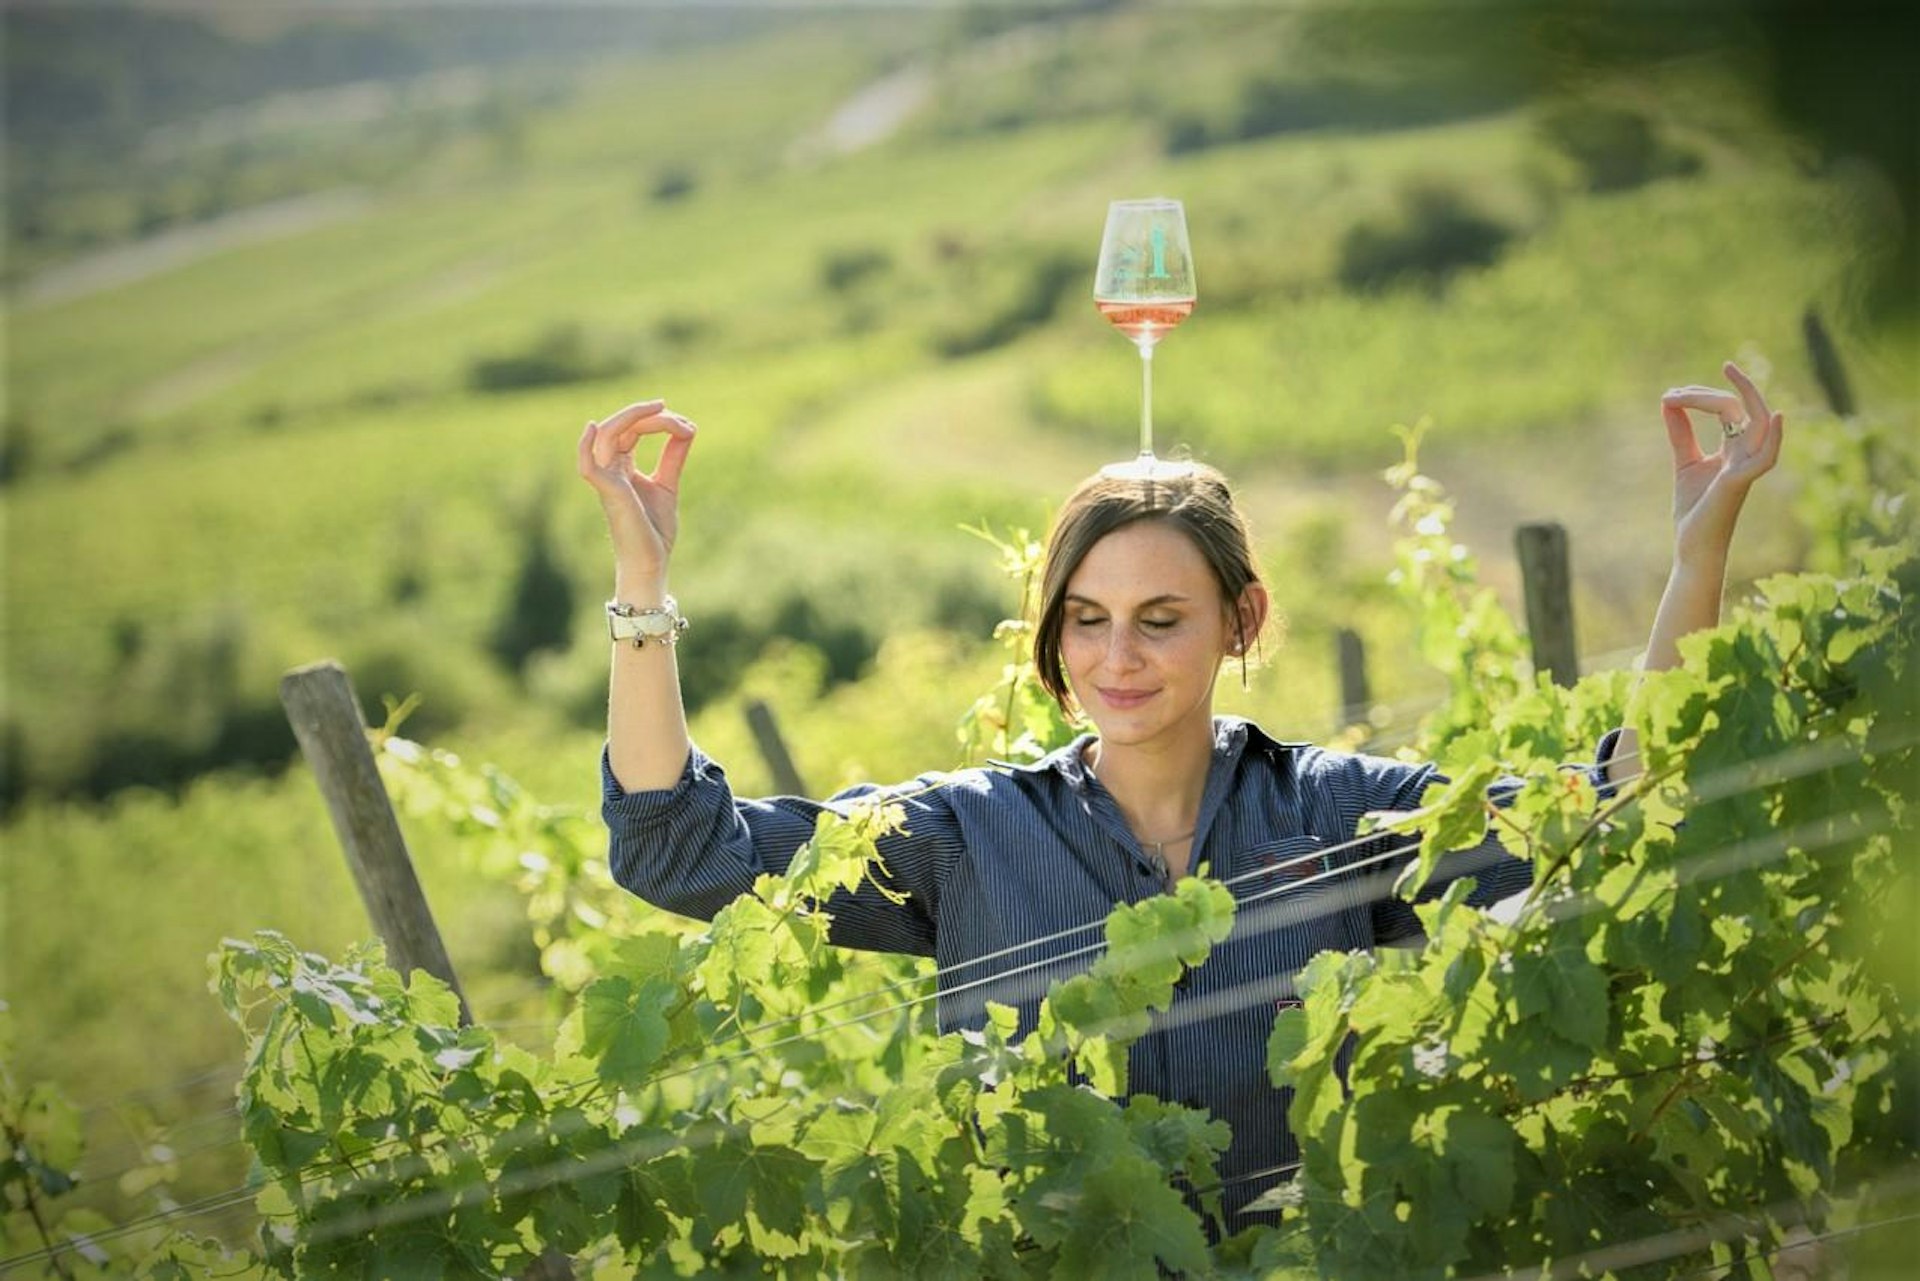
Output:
[{"xmin": 1093, "ymin": 198, "xmax": 1197, "ymax": 480}]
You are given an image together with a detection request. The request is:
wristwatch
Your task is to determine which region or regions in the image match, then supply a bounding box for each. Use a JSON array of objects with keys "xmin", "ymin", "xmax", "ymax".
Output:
[{"xmin": 607, "ymin": 596, "xmax": 690, "ymax": 648}]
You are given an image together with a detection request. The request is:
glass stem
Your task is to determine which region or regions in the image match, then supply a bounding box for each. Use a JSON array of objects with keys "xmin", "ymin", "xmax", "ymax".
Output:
[{"xmin": 1138, "ymin": 342, "xmax": 1155, "ymax": 459}]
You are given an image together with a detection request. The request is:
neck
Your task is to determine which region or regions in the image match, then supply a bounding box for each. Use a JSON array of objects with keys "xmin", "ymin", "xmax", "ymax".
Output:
[{"xmin": 1084, "ymin": 718, "xmax": 1214, "ymax": 842}]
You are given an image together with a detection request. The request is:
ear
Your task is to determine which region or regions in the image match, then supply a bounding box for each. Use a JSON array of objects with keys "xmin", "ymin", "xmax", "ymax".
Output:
[{"xmin": 1229, "ymin": 582, "xmax": 1269, "ymax": 655}]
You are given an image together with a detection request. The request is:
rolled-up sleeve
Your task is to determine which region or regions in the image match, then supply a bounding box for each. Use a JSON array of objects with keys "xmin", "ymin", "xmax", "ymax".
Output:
[
  {"xmin": 601, "ymin": 741, "xmax": 958, "ymax": 956},
  {"xmin": 1367, "ymin": 730, "xmax": 1627, "ymax": 944},
  {"xmin": 1591, "ymin": 727, "xmax": 1626, "ymax": 801}
]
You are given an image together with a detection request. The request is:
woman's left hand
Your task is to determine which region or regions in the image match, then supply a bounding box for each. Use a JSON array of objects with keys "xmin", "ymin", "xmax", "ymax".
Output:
[{"xmin": 1659, "ymin": 360, "xmax": 1785, "ymax": 569}]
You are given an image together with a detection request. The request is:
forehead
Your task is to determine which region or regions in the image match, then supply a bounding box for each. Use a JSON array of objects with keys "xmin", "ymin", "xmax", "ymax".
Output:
[{"xmin": 1065, "ymin": 520, "xmax": 1220, "ymax": 604}]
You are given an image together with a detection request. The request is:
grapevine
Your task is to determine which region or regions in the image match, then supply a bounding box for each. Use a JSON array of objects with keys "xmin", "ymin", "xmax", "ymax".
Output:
[{"xmin": 4, "ymin": 411, "xmax": 1911, "ymax": 1278}]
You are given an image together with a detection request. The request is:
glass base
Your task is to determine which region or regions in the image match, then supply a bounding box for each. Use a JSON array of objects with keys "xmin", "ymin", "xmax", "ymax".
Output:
[{"xmin": 1099, "ymin": 453, "xmax": 1198, "ymax": 481}]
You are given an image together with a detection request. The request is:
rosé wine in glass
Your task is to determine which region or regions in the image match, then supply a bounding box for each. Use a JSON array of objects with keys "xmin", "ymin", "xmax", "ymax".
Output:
[{"xmin": 1092, "ymin": 199, "xmax": 1197, "ymax": 479}]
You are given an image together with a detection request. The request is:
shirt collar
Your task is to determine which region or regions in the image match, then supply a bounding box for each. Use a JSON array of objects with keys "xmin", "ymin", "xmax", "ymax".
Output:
[{"xmin": 995, "ymin": 716, "xmax": 1308, "ymax": 786}]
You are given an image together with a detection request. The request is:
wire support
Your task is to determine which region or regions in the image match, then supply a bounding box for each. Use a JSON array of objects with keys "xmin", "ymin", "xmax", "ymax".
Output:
[
  {"xmin": 680, "ymin": 710, "xmax": 1910, "ymax": 1062},
  {"xmin": 285, "ymin": 756, "xmax": 1898, "ymax": 1236},
  {"xmin": 1454, "ymin": 1163, "xmax": 1920, "ymax": 1281},
  {"xmin": 0, "ymin": 1186, "xmax": 261, "ymax": 1276},
  {"xmin": 669, "ymin": 744, "xmax": 1650, "ymax": 1051},
  {"xmin": 3, "ymin": 730, "xmax": 1898, "ymax": 1272}
]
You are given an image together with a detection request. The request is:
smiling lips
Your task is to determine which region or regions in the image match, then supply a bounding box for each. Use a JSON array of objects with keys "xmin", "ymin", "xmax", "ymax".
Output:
[{"xmin": 1099, "ymin": 687, "xmax": 1159, "ymax": 709}]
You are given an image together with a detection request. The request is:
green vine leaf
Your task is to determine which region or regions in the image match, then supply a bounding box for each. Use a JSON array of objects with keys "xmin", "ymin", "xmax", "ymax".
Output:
[{"xmin": 580, "ymin": 974, "xmax": 674, "ymax": 1088}]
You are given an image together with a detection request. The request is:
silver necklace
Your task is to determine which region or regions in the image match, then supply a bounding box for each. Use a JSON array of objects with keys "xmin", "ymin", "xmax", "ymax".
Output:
[
  {"xmin": 1143, "ymin": 829, "xmax": 1195, "ymax": 859},
  {"xmin": 1081, "ymin": 753, "xmax": 1195, "ymax": 862},
  {"xmin": 1141, "ymin": 829, "xmax": 1195, "ymax": 879}
]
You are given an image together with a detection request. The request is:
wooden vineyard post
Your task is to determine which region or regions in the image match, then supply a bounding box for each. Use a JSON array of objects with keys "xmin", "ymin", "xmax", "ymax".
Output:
[
  {"xmin": 279, "ymin": 661, "xmax": 472, "ymax": 1026},
  {"xmin": 1515, "ymin": 522, "xmax": 1578, "ymax": 688},
  {"xmin": 1803, "ymin": 307, "xmax": 1856, "ymax": 417},
  {"xmin": 1336, "ymin": 627, "xmax": 1371, "ymax": 733},
  {"xmin": 745, "ymin": 698, "xmax": 809, "ymax": 796},
  {"xmin": 280, "ymin": 661, "xmax": 581, "ymax": 1279}
]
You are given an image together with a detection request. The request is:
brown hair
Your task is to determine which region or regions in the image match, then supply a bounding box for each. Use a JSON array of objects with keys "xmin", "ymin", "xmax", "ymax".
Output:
[{"xmin": 1032, "ymin": 464, "xmax": 1266, "ymax": 711}]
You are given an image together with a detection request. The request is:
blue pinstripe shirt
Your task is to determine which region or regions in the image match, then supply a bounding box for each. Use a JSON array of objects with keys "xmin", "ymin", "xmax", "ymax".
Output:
[{"xmin": 602, "ymin": 715, "xmax": 1617, "ymax": 1223}]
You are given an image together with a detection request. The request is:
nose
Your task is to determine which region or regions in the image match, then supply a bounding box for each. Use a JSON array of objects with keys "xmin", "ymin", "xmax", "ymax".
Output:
[{"xmin": 1106, "ymin": 626, "xmax": 1145, "ymax": 672}]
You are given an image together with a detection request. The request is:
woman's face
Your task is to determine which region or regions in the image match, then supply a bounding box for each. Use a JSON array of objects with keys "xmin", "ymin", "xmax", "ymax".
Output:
[{"xmin": 1060, "ymin": 519, "xmax": 1259, "ymax": 753}]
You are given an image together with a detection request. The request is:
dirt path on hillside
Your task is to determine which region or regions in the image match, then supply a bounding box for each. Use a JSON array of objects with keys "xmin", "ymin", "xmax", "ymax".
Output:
[
  {"xmin": 13, "ymin": 189, "xmax": 373, "ymax": 313},
  {"xmin": 787, "ymin": 23, "xmax": 1058, "ymax": 162},
  {"xmin": 121, "ymin": 247, "xmax": 510, "ymax": 419}
]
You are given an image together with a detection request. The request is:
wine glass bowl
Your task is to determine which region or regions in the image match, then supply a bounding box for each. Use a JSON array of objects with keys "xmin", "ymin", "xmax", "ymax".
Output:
[
  {"xmin": 1093, "ymin": 198, "xmax": 1196, "ymax": 478},
  {"xmin": 1093, "ymin": 198, "xmax": 1197, "ymax": 346}
]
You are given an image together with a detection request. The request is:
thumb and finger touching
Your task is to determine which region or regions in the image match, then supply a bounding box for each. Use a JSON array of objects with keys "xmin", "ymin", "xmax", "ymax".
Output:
[
  {"xmin": 1658, "ymin": 365, "xmax": 1786, "ymax": 555},
  {"xmin": 1661, "ymin": 401, "xmax": 1705, "ymax": 467},
  {"xmin": 577, "ymin": 421, "xmax": 630, "ymax": 501},
  {"xmin": 1660, "ymin": 363, "xmax": 1784, "ymax": 483},
  {"xmin": 578, "ymin": 402, "xmax": 698, "ymax": 566},
  {"xmin": 589, "ymin": 399, "xmax": 667, "ymax": 468},
  {"xmin": 654, "ymin": 425, "xmax": 695, "ymax": 492},
  {"xmin": 582, "ymin": 403, "xmax": 695, "ymax": 489}
]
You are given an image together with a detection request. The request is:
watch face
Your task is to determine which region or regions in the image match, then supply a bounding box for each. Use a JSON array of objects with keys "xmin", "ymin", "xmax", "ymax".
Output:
[{"xmin": 635, "ymin": 612, "xmax": 673, "ymax": 636}]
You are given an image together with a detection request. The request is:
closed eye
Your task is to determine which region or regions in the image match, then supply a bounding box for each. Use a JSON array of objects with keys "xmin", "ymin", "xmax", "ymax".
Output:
[{"xmin": 1074, "ymin": 616, "xmax": 1177, "ymax": 631}]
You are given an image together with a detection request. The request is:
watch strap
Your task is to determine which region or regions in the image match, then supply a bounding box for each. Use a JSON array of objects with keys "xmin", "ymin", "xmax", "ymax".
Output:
[{"xmin": 607, "ymin": 596, "xmax": 690, "ymax": 647}]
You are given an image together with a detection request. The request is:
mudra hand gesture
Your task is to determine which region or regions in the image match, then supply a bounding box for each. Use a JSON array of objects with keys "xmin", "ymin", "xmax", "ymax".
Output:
[
  {"xmin": 1660, "ymin": 360, "xmax": 1784, "ymax": 570},
  {"xmin": 1623, "ymin": 359, "xmax": 1785, "ymax": 684},
  {"xmin": 576, "ymin": 399, "xmax": 698, "ymax": 590}
]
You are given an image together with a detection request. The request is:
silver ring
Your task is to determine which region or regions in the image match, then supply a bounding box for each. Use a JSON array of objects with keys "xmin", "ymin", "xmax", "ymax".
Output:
[{"xmin": 1721, "ymin": 416, "xmax": 1749, "ymax": 438}]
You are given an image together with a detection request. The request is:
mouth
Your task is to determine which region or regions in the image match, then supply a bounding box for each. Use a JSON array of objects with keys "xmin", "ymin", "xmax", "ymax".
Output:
[{"xmin": 1098, "ymin": 687, "xmax": 1159, "ymax": 710}]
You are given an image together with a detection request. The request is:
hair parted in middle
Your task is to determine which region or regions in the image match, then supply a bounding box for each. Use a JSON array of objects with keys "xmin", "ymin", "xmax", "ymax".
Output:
[{"xmin": 1030, "ymin": 463, "xmax": 1268, "ymax": 712}]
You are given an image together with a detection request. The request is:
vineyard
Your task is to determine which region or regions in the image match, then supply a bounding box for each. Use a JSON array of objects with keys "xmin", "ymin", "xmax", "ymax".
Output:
[
  {"xmin": 4, "ymin": 412, "xmax": 1913, "ymax": 1279},
  {"xmin": 7, "ymin": 3, "xmax": 1919, "ymax": 1276}
]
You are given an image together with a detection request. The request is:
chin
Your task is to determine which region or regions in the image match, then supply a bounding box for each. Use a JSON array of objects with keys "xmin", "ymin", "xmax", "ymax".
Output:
[{"xmin": 1083, "ymin": 703, "xmax": 1211, "ymax": 750}]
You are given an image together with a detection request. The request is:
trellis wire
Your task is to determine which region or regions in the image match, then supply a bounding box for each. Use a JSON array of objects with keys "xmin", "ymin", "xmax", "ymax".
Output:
[{"xmin": 4, "ymin": 732, "xmax": 1898, "ymax": 1272}]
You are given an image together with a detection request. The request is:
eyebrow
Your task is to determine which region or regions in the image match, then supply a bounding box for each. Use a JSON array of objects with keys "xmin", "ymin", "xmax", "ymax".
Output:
[{"xmin": 1064, "ymin": 593, "xmax": 1192, "ymax": 610}]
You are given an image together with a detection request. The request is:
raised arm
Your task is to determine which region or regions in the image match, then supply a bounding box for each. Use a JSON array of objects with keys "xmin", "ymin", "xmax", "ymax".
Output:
[
  {"xmin": 1617, "ymin": 361, "xmax": 1784, "ymax": 770},
  {"xmin": 1644, "ymin": 361, "xmax": 1785, "ymax": 669},
  {"xmin": 576, "ymin": 398, "xmax": 698, "ymax": 793},
  {"xmin": 577, "ymin": 400, "xmax": 954, "ymax": 953}
]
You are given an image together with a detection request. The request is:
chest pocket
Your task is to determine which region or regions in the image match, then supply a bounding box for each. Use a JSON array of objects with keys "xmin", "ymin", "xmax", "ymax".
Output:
[
  {"xmin": 1238, "ymin": 835, "xmax": 1330, "ymax": 887},
  {"xmin": 1229, "ymin": 835, "xmax": 1372, "ymax": 958}
]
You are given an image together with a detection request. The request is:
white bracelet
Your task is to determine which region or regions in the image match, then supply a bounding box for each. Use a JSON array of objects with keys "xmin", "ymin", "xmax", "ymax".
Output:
[{"xmin": 607, "ymin": 596, "xmax": 690, "ymax": 648}]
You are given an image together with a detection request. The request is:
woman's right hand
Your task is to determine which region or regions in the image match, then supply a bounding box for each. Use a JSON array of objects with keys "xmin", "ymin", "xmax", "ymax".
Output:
[{"xmin": 576, "ymin": 399, "xmax": 697, "ymax": 589}]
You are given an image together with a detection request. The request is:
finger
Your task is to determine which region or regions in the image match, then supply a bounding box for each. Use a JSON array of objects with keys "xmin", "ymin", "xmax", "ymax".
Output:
[
  {"xmin": 595, "ymin": 411, "xmax": 672, "ymax": 469},
  {"xmin": 1662, "ymin": 389, "xmax": 1747, "ymax": 447},
  {"xmin": 613, "ymin": 408, "xmax": 693, "ymax": 470},
  {"xmin": 591, "ymin": 399, "xmax": 669, "ymax": 466},
  {"xmin": 1761, "ymin": 410, "xmax": 1785, "ymax": 470},
  {"xmin": 1723, "ymin": 361, "xmax": 1773, "ymax": 435},
  {"xmin": 652, "ymin": 416, "xmax": 698, "ymax": 491},
  {"xmin": 617, "ymin": 406, "xmax": 694, "ymax": 447},
  {"xmin": 1661, "ymin": 388, "xmax": 1744, "ymax": 419},
  {"xmin": 595, "ymin": 398, "xmax": 668, "ymax": 432},
  {"xmin": 589, "ymin": 415, "xmax": 629, "ymax": 469},
  {"xmin": 578, "ymin": 421, "xmax": 620, "ymax": 494},
  {"xmin": 1662, "ymin": 401, "xmax": 1704, "ymax": 466}
]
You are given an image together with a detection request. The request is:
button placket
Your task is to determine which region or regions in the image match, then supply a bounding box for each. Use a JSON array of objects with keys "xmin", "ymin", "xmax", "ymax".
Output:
[{"xmin": 1080, "ymin": 772, "xmax": 1169, "ymax": 898}]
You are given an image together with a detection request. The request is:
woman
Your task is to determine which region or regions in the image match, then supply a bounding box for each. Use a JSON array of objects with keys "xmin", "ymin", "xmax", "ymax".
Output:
[{"xmin": 577, "ymin": 362, "xmax": 1782, "ymax": 1222}]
